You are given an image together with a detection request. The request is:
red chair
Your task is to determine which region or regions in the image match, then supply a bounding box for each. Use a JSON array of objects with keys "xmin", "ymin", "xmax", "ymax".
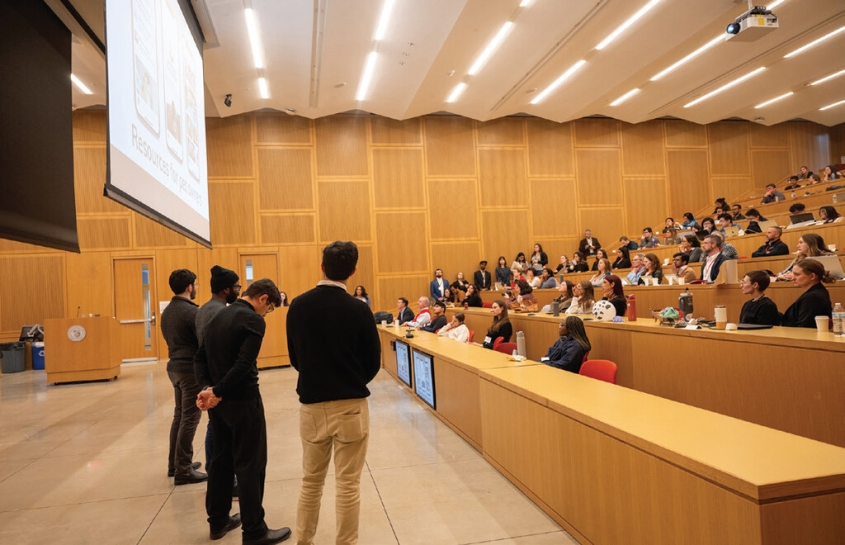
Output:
[
  {"xmin": 468, "ymin": 331, "xmax": 475, "ymax": 343},
  {"xmin": 581, "ymin": 352, "xmax": 590, "ymax": 364},
  {"xmin": 495, "ymin": 342, "xmax": 518, "ymax": 354},
  {"xmin": 493, "ymin": 337, "xmax": 504, "ymax": 349},
  {"xmin": 482, "ymin": 302, "xmax": 493, "ymax": 308},
  {"xmin": 579, "ymin": 360, "xmax": 617, "ymax": 384}
]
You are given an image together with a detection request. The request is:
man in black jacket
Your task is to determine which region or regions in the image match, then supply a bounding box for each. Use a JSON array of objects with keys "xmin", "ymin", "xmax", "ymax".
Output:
[
  {"xmin": 701, "ymin": 235, "xmax": 728, "ymax": 283},
  {"xmin": 287, "ymin": 241, "xmax": 381, "ymax": 545},
  {"xmin": 194, "ymin": 279, "xmax": 289, "ymax": 545},
  {"xmin": 160, "ymin": 269, "xmax": 206, "ymax": 485},
  {"xmin": 396, "ymin": 297, "xmax": 414, "ymax": 325},
  {"xmin": 420, "ymin": 301, "xmax": 448, "ymax": 332},
  {"xmin": 473, "ymin": 260, "xmax": 491, "ymax": 290},
  {"xmin": 751, "ymin": 227, "xmax": 789, "ymax": 258}
]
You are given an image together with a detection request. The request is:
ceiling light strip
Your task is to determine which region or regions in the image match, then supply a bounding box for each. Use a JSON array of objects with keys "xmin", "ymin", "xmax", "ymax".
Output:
[
  {"xmin": 530, "ymin": 60, "xmax": 587, "ymax": 104},
  {"xmin": 651, "ymin": 35, "xmax": 722, "ymax": 81},
  {"xmin": 356, "ymin": 51, "xmax": 378, "ymax": 101},
  {"xmin": 595, "ymin": 0, "xmax": 662, "ymax": 50},
  {"xmin": 754, "ymin": 91, "xmax": 792, "ymax": 108},
  {"xmin": 766, "ymin": 0, "xmax": 785, "ymax": 9},
  {"xmin": 820, "ymin": 99, "xmax": 845, "ymax": 111},
  {"xmin": 610, "ymin": 88, "xmax": 640, "ymax": 106},
  {"xmin": 70, "ymin": 74, "xmax": 92, "ymax": 94},
  {"xmin": 258, "ymin": 77, "xmax": 270, "ymax": 99},
  {"xmin": 810, "ymin": 69, "xmax": 845, "ymax": 86},
  {"xmin": 784, "ymin": 26, "xmax": 845, "ymax": 58},
  {"xmin": 244, "ymin": 8, "xmax": 265, "ymax": 69},
  {"xmin": 446, "ymin": 83, "xmax": 468, "ymax": 103},
  {"xmin": 519, "ymin": 0, "xmax": 532, "ymax": 6},
  {"xmin": 374, "ymin": 0, "xmax": 396, "ymax": 41},
  {"xmin": 684, "ymin": 67, "xmax": 766, "ymax": 108},
  {"xmin": 468, "ymin": 22, "xmax": 514, "ymax": 76}
]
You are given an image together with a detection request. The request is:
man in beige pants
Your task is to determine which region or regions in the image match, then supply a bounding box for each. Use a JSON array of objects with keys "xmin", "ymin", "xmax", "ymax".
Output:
[{"xmin": 286, "ymin": 241, "xmax": 381, "ymax": 544}]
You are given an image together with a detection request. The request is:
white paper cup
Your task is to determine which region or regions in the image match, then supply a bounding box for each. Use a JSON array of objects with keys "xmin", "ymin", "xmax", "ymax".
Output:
[
  {"xmin": 815, "ymin": 316, "xmax": 829, "ymax": 332},
  {"xmin": 828, "ymin": 244, "xmax": 837, "ymax": 252},
  {"xmin": 679, "ymin": 277, "xmax": 685, "ymax": 285},
  {"xmin": 652, "ymin": 277, "xmax": 659, "ymax": 286},
  {"xmin": 381, "ymin": 320, "xmax": 387, "ymax": 327},
  {"xmin": 714, "ymin": 306, "xmax": 727, "ymax": 330},
  {"xmin": 663, "ymin": 258, "xmax": 670, "ymax": 265}
]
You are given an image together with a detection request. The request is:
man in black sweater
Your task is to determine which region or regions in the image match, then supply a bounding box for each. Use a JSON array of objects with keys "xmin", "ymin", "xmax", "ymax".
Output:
[
  {"xmin": 287, "ymin": 241, "xmax": 381, "ymax": 545},
  {"xmin": 420, "ymin": 301, "xmax": 448, "ymax": 332},
  {"xmin": 160, "ymin": 269, "xmax": 206, "ymax": 485},
  {"xmin": 194, "ymin": 279, "xmax": 290, "ymax": 545}
]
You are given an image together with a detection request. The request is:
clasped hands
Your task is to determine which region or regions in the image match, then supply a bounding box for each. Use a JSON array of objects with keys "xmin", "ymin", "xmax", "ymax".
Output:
[{"xmin": 196, "ymin": 388, "xmax": 222, "ymax": 411}]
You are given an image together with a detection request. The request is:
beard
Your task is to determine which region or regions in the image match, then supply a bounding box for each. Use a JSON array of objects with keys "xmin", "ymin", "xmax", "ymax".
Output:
[{"xmin": 225, "ymin": 291, "xmax": 238, "ymax": 304}]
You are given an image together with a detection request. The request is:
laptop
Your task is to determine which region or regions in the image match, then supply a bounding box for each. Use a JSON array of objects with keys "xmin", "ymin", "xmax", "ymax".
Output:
[
  {"xmin": 788, "ymin": 212, "xmax": 816, "ymax": 229},
  {"xmin": 723, "ymin": 226, "xmax": 739, "ymax": 238},
  {"xmin": 756, "ymin": 220, "xmax": 778, "ymax": 231},
  {"xmin": 815, "ymin": 255, "xmax": 845, "ymax": 279}
]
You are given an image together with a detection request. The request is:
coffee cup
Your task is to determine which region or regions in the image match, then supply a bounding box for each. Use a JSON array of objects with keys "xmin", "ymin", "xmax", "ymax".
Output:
[
  {"xmin": 815, "ymin": 316, "xmax": 829, "ymax": 333},
  {"xmin": 715, "ymin": 306, "xmax": 727, "ymax": 330},
  {"xmin": 679, "ymin": 277, "xmax": 685, "ymax": 285},
  {"xmin": 381, "ymin": 320, "xmax": 387, "ymax": 327},
  {"xmin": 828, "ymin": 244, "xmax": 837, "ymax": 252}
]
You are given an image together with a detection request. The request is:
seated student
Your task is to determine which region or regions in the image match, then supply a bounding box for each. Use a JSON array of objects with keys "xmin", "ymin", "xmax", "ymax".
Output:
[
  {"xmin": 480, "ymin": 301, "xmax": 512, "ymax": 349},
  {"xmin": 700, "ymin": 235, "xmax": 728, "ymax": 283},
  {"xmin": 776, "ymin": 233, "xmax": 833, "ymax": 281},
  {"xmin": 524, "ymin": 269, "xmax": 542, "ymax": 288},
  {"xmin": 437, "ymin": 312, "xmax": 470, "ymax": 342},
  {"xmin": 761, "ymin": 183, "xmax": 786, "ymax": 204},
  {"xmin": 509, "ymin": 267, "xmax": 526, "ymax": 289},
  {"xmin": 495, "ymin": 256, "xmax": 511, "ymax": 287},
  {"xmin": 419, "ymin": 301, "xmax": 448, "ymax": 332},
  {"xmin": 539, "ymin": 268, "xmax": 558, "ymax": 289},
  {"xmin": 680, "ymin": 212, "xmax": 700, "ymax": 230},
  {"xmin": 442, "ymin": 287, "xmax": 456, "ymax": 305},
  {"xmin": 808, "ymin": 173, "xmax": 822, "ymax": 184},
  {"xmin": 626, "ymin": 254, "xmax": 647, "ymax": 285},
  {"xmin": 589, "ymin": 258, "xmax": 611, "ymax": 287},
  {"xmin": 819, "ymin": 206, "xmax": 843, "ymax": 224},
  {"xmin": 780, "ymin": 259, "xmax": 834, "ymax": 328},
  {"xmin": 797, "ymin": 165, "xmax": 813, "ymax": 180},
  {"xmin": 784, "ymin": 176, "xmax": 802, "ymax": 191},
  {"xmin": 661, "ymin": 217, "xmax": 679, "ymax": 244},
  {"xmin": 611, "ymin": 246, "xmax": 631, "ymax": 269},
  {"xmin": 640, "ymin": 227, "xmax": 659, "ymax": 248},
  {"xmin": 788, "ymin": 202, "xmax": 806, "ymax": 215},
  {"xmin": 568, "ymin": 252, "xmax": 589, "ymax": 273},
  {"xmin": 353, "ymin": 285, "xmax": 371, "ymax": 308},
  {"xmin": 618, "ymin": 236, "xmax": 639, "ymax": 251},
  {"xmin": 462, "ymin": 284, "xmax": 483, "ymax": 307},
  {"xmin": 451, "ymin": 272, "xmax": 470, "ymax": 295},
  {"xmin": 678, "ymin": 234, "xmax": 703, "ymax": 262},
  {"xmin": 751, "ymin": 226, "xmax": 789, "ymax": 257},
  {"xmin": 713, "ymin": 198, "xmax": 729, "ymax": 215},
  {"xmin": 566, "ymin": 281, "xmax": 596, "ymax": 315},
  {"xmin": 600, "ymin": 274, "xmax": 626, "ymax": 317},
  {"xmin": 710, "ymin": 231, "xmax": 738, "ymax": 260},
  {"xmin": 540, "ymin": 316, "xmax": 592, "ymax": 373},
  {"xmin": 639, "ymin": 253, "xmax": 663, "ymax": 285},
  {"xmin": 731, "ymin": 204, "xmax": 746, "ymax": 221},
  {"xmin": 744, "ymin": 209, "xmax": 767, "ymax": 234},
  {"xmin": 716, "ymin": 213, "xmax": 741, "ymax": 236},
  {"xmin": 542, "ymin": 280, "xmax": 575, "ymax": 313},
  {"xmin": 739, "ymin": 270, "xmax": 780, "ymax": 325},
  {"xmin": 408, "ymin": 297, "xmax": 432, "ymax": 327},
  {"xmin": 590, "ymin": 248, "xmax": 609, "ymax": 271},
  {"xmin": 554, "ymin": 255, "xmax": 569, "ymax": 274},
  {"xmin": 822, "ymin": 164, "xmax": 843, "ymax": 182},
  {"xmin": 672, "ymin": 253, "xmax": 698, "ymax": 284},
  {"xmin": 515, "ymin": 279, "xmax": 535, "ymax": 302},
  {"xmin": 699, "ymin": 217, "xmax": 716, "ymax": 235},
  {"xmin": 396, "ymin": 297, "xmax": 415, "ymax": 325}
]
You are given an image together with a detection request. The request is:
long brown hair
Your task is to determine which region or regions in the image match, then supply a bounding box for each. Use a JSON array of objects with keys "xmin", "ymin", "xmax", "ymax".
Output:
[
  {"xmin": 489, "ymin": 300, "xmax": 510, "ymax": 333},
  {"xmin": 794, "ymin": 258, "xmax": 836, "ymax": 284}
]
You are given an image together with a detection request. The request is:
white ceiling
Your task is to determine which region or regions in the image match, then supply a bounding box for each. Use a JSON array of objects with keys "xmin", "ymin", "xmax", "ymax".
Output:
[{"xmin": 62, "ymin": 0, "xmax": 845, "ymax": 126}]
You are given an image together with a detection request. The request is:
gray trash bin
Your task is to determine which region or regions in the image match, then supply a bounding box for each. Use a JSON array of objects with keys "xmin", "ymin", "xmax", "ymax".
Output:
[{"xmin": 1, "ymin": 342, "xmax": 25, "ymax": 373}]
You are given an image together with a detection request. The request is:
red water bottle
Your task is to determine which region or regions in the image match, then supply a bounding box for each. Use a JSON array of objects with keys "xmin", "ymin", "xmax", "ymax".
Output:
[
  {"xmin": 464, "ymin": 302, "xmax": 468, "ymax": 309},
  {"xmin": 627, "ymin": 295, "xmax": 637, "ymax": 321}
]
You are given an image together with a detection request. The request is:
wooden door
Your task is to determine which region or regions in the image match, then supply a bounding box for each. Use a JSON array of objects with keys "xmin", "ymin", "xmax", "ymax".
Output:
[
  {"xmin": 113, "ymin": 258, "xmax": 159, "ymax": 362},
  {"xmin": 240, "ymin": 254, "xmax": 288, "ymax": 368}
]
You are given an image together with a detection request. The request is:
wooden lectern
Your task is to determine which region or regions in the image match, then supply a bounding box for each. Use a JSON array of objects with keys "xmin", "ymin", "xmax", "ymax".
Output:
[{"xmin": 44, "ymin": 317, "xmax": 121, "ymax": 384}]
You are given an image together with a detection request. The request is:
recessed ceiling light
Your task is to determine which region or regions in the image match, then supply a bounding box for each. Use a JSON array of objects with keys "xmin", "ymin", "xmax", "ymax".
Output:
[
  {"xmin": 356, "ymin": 51, "xmax": 378, "ymax": 101},
  {"xmin": 610, "ymin": 88, "xmax": 640, "ymax": 106},
  {"xmin": 820, "ymin": 98, "xmax": 845, "ymax": 111},
  {"xmin": 244, "ymin": 8, "xmax": 265, "ymax": 69},
  {"xmin": 595, "ymin": 0, "xmax": 662, "ymax": 51},
  {"xmin": 755, "ymin": 91, "xmax": 793, "ymax": 108},
  {"xmin": 650, "ymin": 35, "xmax": 722, "ymax": 81},
  {"xmin": 258, "ymin": 77, "xmax": 270, "ymax": 99},
  {"xmin": 70, "ymin": 74, "xmax": 92, "ymax": 94},
  {"xmin": 810, "ymin": 69, "xmax": 845, "ymax": 86},
  {"xmin": 374, "ymin": 0, "xmax": 396, "ymax": 41},
  {"xmin": 519, "ymin": 0, "xmax": 532, "ymax": 6},
  {"xmin": 766, "ymin": 0, "xmax": 785, "ymax": 9},
  {"xmin": 446, "ymin": 83, "xmax": 467, "ymax": 103},
  {"xmin": 530, "ymin": 60, "xmax": 587, "ymax": 105},
  {"xmin": 684, "ymin": 67, "xmax": 766, "ymax": 108},
  {"xmin": 468, "ymin": 22, "xmax": 514, "ymax": 76},
  {"xmin": 784, "ymin": 26, "xmax": 845, "ymax": 58}
]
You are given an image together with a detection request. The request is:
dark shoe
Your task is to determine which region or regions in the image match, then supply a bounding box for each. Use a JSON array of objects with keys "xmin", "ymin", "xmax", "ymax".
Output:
[
  {"xmin": 210, "ymin": 513, "xmax": 241, "ymax": 540},
  {"xmin": 168, "ymin": 461, "xmax": 200, "ymax": 477},
  {"xmin": 174, "ymin": 468, "xmax": 208, "ymax": 485},
  {"xmin": 243, "ymin": 527, "xmax": 292, "ymax": 545}
]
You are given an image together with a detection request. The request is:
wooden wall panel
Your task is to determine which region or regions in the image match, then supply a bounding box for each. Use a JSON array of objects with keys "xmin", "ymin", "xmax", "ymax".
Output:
[
  {"xmin": 195, "ymin": 247, "xmax": 240, "ymax": 295},
  {"xmin": 830, "ymin": 123, "xmax": 845, "ymax": 163},
  {"xmin": 378, "ymin": 275, "xmax": 430, "ymax": 311},
  {"xmin": 78, "ymin": 218, "xmax": 131, "ymax": 250},
  {"xmin": 430, "ymin": 242, "xmax": 481, "ymax": 282},
  {"xmin": 624, "ymin": 178, "xmax": 668, "ymax": 234},
  {"xmin": 347, "ymin": 245, "xmax": 375, "ymax": 304},
  {"xmin": 277, "ymin": 245, "xmax": 324, "ymax": 299},
  {"xmin": 476, "ymin": 117, "xmax": 524, "ymax": 146},
  {"xmin": 750, "ymin": 123, "xmax": 789, "ymax": 148},
  {"xmin": 668, "ymin": 150, "xmax": 710, "ymax": 215},
  {"xmin": 575, "ymin": 149, "xmax": 623, "ymax": 206},
  {"xmin": 424, "ymin": 116, "xmax": 475, "ymax": 176},
  {"xmin": 574, "ymin": 118, "xmax": 619, "ymax": 147},
  {"xmin": 315, "ymin": 115, "xmax": 369, "ymax": 176},
  {"xmin": 255, "ymin": 113, "xmax": 311, "ymax": 144},
  {"xmin": 478, "ymin": 149, "xmax": 527, "ymax": 207},
  {"xmin": 73, "ymin": 147, "xmax": 122, "ymax": 214},
  {"xmin": 257, "ymin": 149, "xmax": 314, "ymax": 210},
  {"xmin": 481, "ymin": 210, "xmax": 530, "ymax": 263},
  {"xmin": 72, "ymin": 110, "xmax": 106, "ymax": 143},
  {"xmin": 134, "ymin": 213, "xmax": 188, "ymax": 248},
  {"xmin": 709, "ymin": 122, "xmax": 750, "ymax": 176},
  {"xmin": 209, "ymin": 182, "xmax": 256, "ymax": 245},
  {"xmin": 65, "ymin": 252, "xmax": 112, "ymax": 318},
  {"xmin": 579, "ymin": 209, "xmax": 625, "ymax": 251},
  {"xmin": 428, "ymin": 180, "xmax": 478, "ymax": 240},
  {"xmin": 372, "ymin": 148, "xmax": 425, "ymax": 208},
  {"xmin": 0, "ymin": 256, "xmax": 65, "ymax": 331},
  {"xmin": 752, "ymin": 150, "xmax": 791, "ymax": 188},
  {"xmin": 526, "ymin": 119, "xmax": 574, "ymax": 176},
  {"xmin": 0, "ymin": 239, "xmax": 43, "ymax": 253},
  {"xmin": 371, "ymin": 117, "xmax": 421, "ymax": 145},
  {"xmin": 317, "ymin": 181, "xmax": 371, "ymax": 242},
  {"xmin": 375, "ymin": 212, "xmax": 428, "ymax": 273},
  {"xmin": 621, "ymin": 121, "xmax": 665, "ymax": 176},
  {"xmin": 665, "ymin": 120, "xmax": 706, "ymax": 147},
  {"xmin": 711, "ymin": 177, "xmax": 754, "ymax": 206},
  {"xmin": 530, "ymin": 179, "xmax": 577, "ymax": 237},
  {"xmin": 207, "ymin": 116, "xmax": 253, "ymax": 177},
  {"xmin": 789, "ymin": 121, "xmax": 831, "ymax": 174},
  {"xmin": 260, "ymin": 215, "xmax": 316, "ymax": 244},
  {"xmin": 154, "ymin": 248, "xmax": 199, "ymax": 308}
]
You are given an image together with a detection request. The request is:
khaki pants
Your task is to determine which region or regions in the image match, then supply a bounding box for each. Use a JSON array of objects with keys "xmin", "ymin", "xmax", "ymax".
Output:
[{"xmin": 297, "ymin": 398, "xmax": 369, "ymax": 545}]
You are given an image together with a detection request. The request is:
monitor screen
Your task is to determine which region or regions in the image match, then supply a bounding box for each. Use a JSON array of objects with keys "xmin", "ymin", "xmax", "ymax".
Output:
[
  {"xmin": 395, "ymin": 340, "xmax": 411, "ymax": 387},
  {"xmin": 412, "ymin": 349, "xmax": 436, "ymax": 409}
]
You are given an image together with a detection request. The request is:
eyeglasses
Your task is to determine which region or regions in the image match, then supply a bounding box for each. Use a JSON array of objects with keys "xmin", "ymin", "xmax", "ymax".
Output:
[{"xmin": 266, "ymin": 304, "xmax": 275, "ymax": 314}]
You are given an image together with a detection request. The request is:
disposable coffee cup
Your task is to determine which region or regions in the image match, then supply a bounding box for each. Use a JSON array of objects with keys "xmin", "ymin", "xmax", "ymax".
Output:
[
  {"xmin": 715, "ymin": 306, "xmax": 727, "ymax": 330},
  {"xmin": 381, "ymin": 320, "xmax": 387, "ymax": 327},
  {"xmin": 393, "ymin": 320, "xmax": 399, "ymax": 329},
  {"xmin": 815, "ymin": 316, "xmax": 829, "ymax": 332},
  {"xmin": 828, "ymin": 245, "xmax": 837, "ymax": 252},
  {"xmin": 663, "ymin": 258, "xmax": 670, "ymax": 265},
  {"xmin": 652, "ymin": 277, "xmax": 659, "ymax": 286},
  {"xmin": 679, "ymin": 277, "xmax": 685, "ymax": 286}
]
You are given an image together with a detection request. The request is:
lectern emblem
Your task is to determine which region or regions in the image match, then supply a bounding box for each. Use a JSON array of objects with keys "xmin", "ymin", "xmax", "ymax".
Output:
[{"xmin": 67, "ymin": 325, "xmax": 87, "ymax": 342}]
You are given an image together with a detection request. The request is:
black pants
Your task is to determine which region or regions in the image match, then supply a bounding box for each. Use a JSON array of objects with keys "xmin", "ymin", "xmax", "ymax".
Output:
[
  {"xmin": 167, "ymin": 370, "xmax": 203, "ymax": 475},
  {"xmin": 206, "ymin": 396, "xmax": 268, "ymax": 539}
]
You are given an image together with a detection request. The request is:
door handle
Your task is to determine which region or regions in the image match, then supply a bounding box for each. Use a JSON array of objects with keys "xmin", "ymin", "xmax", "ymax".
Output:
[
  {"xmin": 119, "ymin": 319, "xmax": 151, "ymax": 324},
  {"xmin": 150, "ymin": 313, "xmax": 156, "ymax": 326}
]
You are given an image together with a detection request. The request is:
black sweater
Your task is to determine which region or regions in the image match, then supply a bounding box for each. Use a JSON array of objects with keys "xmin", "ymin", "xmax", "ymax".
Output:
[
  {"xmin": 483, "ymin": 321, "xmax": 513, "ymax": 349},
  {"xmin": 739, "ymin": 296, "xmax": 779, "ymax": 325},
  {"xmin": 160, "ymin": 296, "xmax": 199, "ymax": 374},
  {"xmin": 194, "ymin": 299, "xmax": 265, "ymax": 400},
  {"xmin": 287, "ymin": 284, "xmax": 381, "ymax": 404},
  {"xmin": 781, "ymin": 283, "xmax": 832, "ymax": 328}
]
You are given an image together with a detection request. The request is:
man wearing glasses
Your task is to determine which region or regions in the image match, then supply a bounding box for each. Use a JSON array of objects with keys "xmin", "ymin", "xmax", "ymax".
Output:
[{"xmin": 194, "ymin": 279, "xmax": 290, "ymax": 544}]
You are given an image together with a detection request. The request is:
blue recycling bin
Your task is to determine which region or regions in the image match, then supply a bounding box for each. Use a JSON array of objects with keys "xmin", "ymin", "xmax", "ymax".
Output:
[{"xmin": 31, "ymin": 342, "xmax": 45, "ymax": 370}]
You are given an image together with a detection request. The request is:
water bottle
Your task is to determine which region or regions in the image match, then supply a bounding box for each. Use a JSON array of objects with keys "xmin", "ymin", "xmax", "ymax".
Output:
[
  {"xmin": 626, "ymin": 295, "xmax": 637, "ymax": 322},
  {"xmin": 833, "ymin": 194, "xmax": 838, "ymax": 204},
  {"xmin": 552, "ymin": 300, "xmax": 560, "ymax": 316},
  {"xmin": 833, "ymin": 303, "xmax": 845, "ymax": 336},
  {"xmin": 791, "ymin": 190, "xmax": 796, "ymax": 199},
  {"xmin": 679, "ymin": 288, "xmax": 693, "ymax": 321},
  {"xmin": 516, "ymin": 331, "xmax": 526, "ymax": 357}
]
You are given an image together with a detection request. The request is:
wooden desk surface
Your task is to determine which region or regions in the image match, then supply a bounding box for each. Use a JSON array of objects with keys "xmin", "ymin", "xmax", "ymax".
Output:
[{"xmin": 482, "ymin": 364, "xmax": 845, "ymax": 501}]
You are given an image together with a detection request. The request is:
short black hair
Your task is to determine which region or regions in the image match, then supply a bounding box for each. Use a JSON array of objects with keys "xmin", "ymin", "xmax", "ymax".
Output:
[
  {"xmin": 673, "ymin": 252, "xmax": 690, "ymax": 264},
  {"xmin": 169, "ymin": 269, "xmax": 196, "ymax": 295},
  {"xmin": 642, "ymin": 227, "xmax": 653, "ymax": 233},
  {"xmin": 788, "ymin": 175, "xmax": 799, "ymax": 181},
  {"xmin": 731, "ymin": 204, "xmax": 741, "ymax": 210},
  {"xmin": 746, "ymin": 208, "xmax": 761, "ymax": 218},
  {"xmin": 789, "ymin": 203, "xmax": 806, "ymax": 214},
  {"xmin": 243, "ymin": 278, "xmax": 282, "ymax": 306},
  {"xmin": 398, "ymin": 297, "xmax": 408, "ymax": 306},
  {"xmin": 746, "ymin": 270, "xmax": 771, "ymax": 291},
  {"xmin": 323, "ymin": 241, "xmax": 359, "ymax": 281},
  {"xmin": 432, "ymin": 301, "xmax": 446, "ymax": 310},
  {"xmin": 717, "ymin": 213, "xmax": 732, "ymax": 223}
]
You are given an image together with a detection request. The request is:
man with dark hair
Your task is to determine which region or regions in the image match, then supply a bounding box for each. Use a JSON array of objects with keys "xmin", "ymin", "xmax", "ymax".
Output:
[
  {"xmin": 751, "ymin": 227, "xmax": 789, "ymax": 258},
  {"xmin": 578, "ymin": 229, "xmax": 600, "ymax": 256},
  {"xmin": 430, "ymin": 268, "xmax": 447, "ymax": 302},
  {"xmin": 731, "ymin": 204, "xmax": 745, "ymax": 221},
  {"xmin": 761, "ymin": 183, "xmax": 785, "ymax": 204},
  {"xmin": 161, "ymin": 269, "xmax": 207, "ymax": 485},
  {"xmin": 640, "ymin": 227, "xmax": 659, "ymax": 248},
  {"xmin": 474, "ymin": 260, "xmax": 491, "ymax": 291},
  {"xmin": 618, "ymin": 236, "xmax": 638, "ymax": 250},
  {"xmin": 788, "ymin": 202, "xmax": 806, "ymax": 214},
  {"xmin": 194, "ymin": 278, "xmax": 288, "ymax": 544},
  {"xmin": 744, "ymin": 209, "xmax": 767, "ymax": 234},
  {"xmin": 739, "ymin": 270, "xmax": 780, "ymax": 325},
  {"xmin": 420, "ymin": 301, "xmax": 448, "ymax": 332},
  {"xmin": 784, "ymin": 175, "xmax": 802, "ymax": 191},
  {"xmin": 671, "ymin": 253, "xmax": 697, "ymax": 284},
  {"xmin": 701, "ymin": 235, "xmax": 727, "ymax": 283},
  {"xmin": 396, "ymin": 297, "xmax": 414, "ymax": 325},
  {"xmin": 286, "ymin": 241, "xmax": 381, "ymax": 545}
]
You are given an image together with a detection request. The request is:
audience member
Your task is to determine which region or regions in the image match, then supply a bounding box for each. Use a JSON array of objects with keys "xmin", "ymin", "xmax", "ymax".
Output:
[
  {"xmin": 554, "ymin": 255, "xmax": 569, "ymax": 274},
  {"xmin": 420, "ymin": 301, "xmax": 448, "ymax": 332},
  {"xmin": 578, "ymin": 230, "xmax": 601, "ymax": 257},
  {"xmin": 568, "ymin": 252, "xmax": 589, "ymax": 273},
  {"xmin": 590, "ymin": 248, "xmax": 609, "ymax": 271},
  {"xmin": 515, "ymin": 279, "xmax": 535, "ymax": 303},
  {"xmin": 751, "ymin": 227, "xmax": 789, "ymax": 258},
  {"xmin": 542, "ymin": 280, "xmax": 575, "ymax": 313},
  {"xmin": 797, "ymin": 166, "xmax": 813, "ymax": 179},
  {"xmin": 819, "ymin": 206, "xmax": 842, "ymax": 223},
  {"xmin": 611, "ymin": 246, "xmax": 631, "ymax": 269},
  {"xmin": 640, "ymin": 227, "xmax": 659, "ymax": 248},
  {"xmin": 744, "ymin": 209, "xmax": 766, "ymax": 234},
  {"xmin": 443, "ymin": 287, "xmax": 456, "ymax": 304},
  {"xmin": 566, "ymin": 281, "xmax": 596, "ymax": 315},
  {"xmin": 512, "ymin": 252, "xmax": 529, "ymax": 273},
  {"xmin": 731, "ymin": 204, "xmax": 746, "ymax": 221},
  {"xmin": 437, "ymin": 313, "xmax": 470, "ymax": 342},
  {"xmin": 279, "ymin": 292, "xmax": 289, "ymax": 307},
  {"xmin": 661, "ymin": 218, "xmax": 679, "ymax": 244},
  {"xmin": 680, "ymin": 213, "xmax": 699, "ymax": 230},
  {"xmin": 462, "ymin": 284, "xmax": 483, "ymax": 308},
  {"xmin": 353, "ymin": 285, "xmax": 371, "ymax": 307},
  {"xmin": 396, "ymin": 297, "xmax": 414, "ymax": 325},
  {"xmin": 640, "ymin": 253, "xmax": 663, "ymax": 285},
  {"xmin": 784, "ymin": 176, "xmax": 802, "ymax": 191},
  {"xmin": 716, "ymin": 213, "xmax": 740, "ymax": 236},
  {"xmin": 540, "ymin": 268, "xmax": 558, "ymax": 289},
  {"xmin": 701, "ymin": 235, "xmax": 727, "ymax": 283},
  {"xmin": 619, "ymin": 236, "xmax": 639, "ymax": 250},
  {"xmin": 408, "ymin": 297, "xmax": 431, "ymax": 327},
  {"xmin": 788, "ymin": 203, "xmax": 806, "ymax": 215},
  {"xmin": 672, "ymin": 253, "xmax": 697, "ymax": 284},
  {"xmin": 525, "ymin": 269, "xmax": 541, "ymax": 288},
  {"xmin": 600, "ymin": 274, "xmax": 626, "ymax": 317},
  {"xmin": 809, "ymin": 173, "xmax": 822, "ymax": 184},
  {"xmin": 429, "ymin": 269, "xmax": 447, "ymax": 303},
  {"xmin": 711, "ymin": 232, "xmax": 738, "ymax": 260},
  {"xmin": 822, "ymin": 165, "xmax": 843, "ymax": 181},
  {"xmin": 474, "ymin": 261, "xmax": 492, "ymax": 291},
  {"xmin": 451, "ymin": 272, "xmax": 470, "ymax": 295},
  {"xmin": 761, "ymin": 183, "xmax": 785, "ymax": 204},
  {"xmin": 626, "ymin": 254, "xmax": 647, "ymax": 285},
  {"xmin": 481, "ymin": 301, "xmax": 512, "ymax": 349},
  {"xmin": 679, "ymin": 234, "xmax": 703, "ymax": 262},
  {"xmin": 776, "ymin": 234, "xmax": 832, "ymax": 281},
  {"xmin": 589, "ymin": 258, "xmax": 611, "ymax": 287},
  {"xmin": 780, "ymin": 259, "xmax": 834, "ymax": 328},
  {"xmin": 540, "ymin": 316, "xmax": 592, "ymax": 373},
  {"xmin": 699, "ymin": 217, "xmax": 715, "ymax": 234},
  {"xmin": 509, "ymin": 268, "xmax": 525, "ymax": 288},
  {"xmin": 495, "ymin": 256, "xmax": 511, "ymax": 287},
  {"xmin": 530, "ymin": 243, "xmax": 548, "ymax": 274},
  {"xmin": 713, "ymin": 198, "xmax": 728, "ymax": 214},
  {"xmin": 739, "ymin": 271, "xmax": 779, "ymax": 326}
]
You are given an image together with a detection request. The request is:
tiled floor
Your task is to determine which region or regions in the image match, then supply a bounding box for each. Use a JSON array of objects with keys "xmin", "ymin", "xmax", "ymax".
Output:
[{"xmin": 0, "ymin": 364, "xmax": 574, "ymax": 544}]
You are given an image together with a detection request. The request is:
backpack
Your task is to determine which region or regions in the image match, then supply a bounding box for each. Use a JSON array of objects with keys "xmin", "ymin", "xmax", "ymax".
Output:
[{"xmin": 373, "ymin": 311, "xmax": 393, "ymax": 324}]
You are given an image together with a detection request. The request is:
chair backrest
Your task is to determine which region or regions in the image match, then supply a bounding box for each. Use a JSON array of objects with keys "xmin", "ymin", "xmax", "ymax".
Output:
[
  {"xmin": 468, "ymin": 330, "xmax": 475, "ymax": 343},
  {"xmin": 482, "ymin": 301, "xmax": 493, "ymax": 308},
  {"xmin": 495, "ymin": 342, "xmax": 518, "ymax": 354},
  {"xmin": 492, "ymin": 336, "xmax": 503, "ymax": 349},
  {"xmin": 579, "ymin": 359, "xmax": 617, "ymax": 384},
  {"xmin": 581, "ymin": 352, "xmax": 590, "ymax": 364}
]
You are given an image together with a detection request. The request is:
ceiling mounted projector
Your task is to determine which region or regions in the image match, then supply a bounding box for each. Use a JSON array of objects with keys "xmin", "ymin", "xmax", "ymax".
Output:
[{"xmin": 726, "ymin": 6, "xmax": 778, "ymax": 42}]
